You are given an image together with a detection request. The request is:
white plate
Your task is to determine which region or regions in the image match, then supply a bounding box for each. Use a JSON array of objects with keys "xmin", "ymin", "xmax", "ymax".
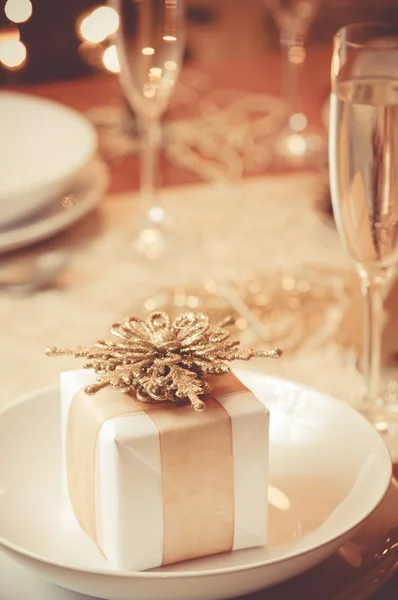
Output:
[
  {"xmin": 0, "ymin": 159, "xmax": 109, "ymax": 254},
  {"xmin": 0, "ymin": 372, "xmax": 391, "ymax": 600},
  {"xmin": 0, "ymin": 92, "xmax": 98, "ymax": 228},
  {"xmin": 2, "ymin": 480, "xmax": 398, "ymax": 600}
]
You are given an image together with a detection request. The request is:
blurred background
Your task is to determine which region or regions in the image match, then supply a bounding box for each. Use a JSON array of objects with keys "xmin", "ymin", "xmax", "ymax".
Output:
[{"xmin": 0, "ymin": 0, "xmax": 397, "ymax": 85}]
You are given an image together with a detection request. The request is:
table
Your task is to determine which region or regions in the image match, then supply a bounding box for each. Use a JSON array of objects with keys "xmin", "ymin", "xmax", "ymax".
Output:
[
  {"xmin": 7, "ymin": 46, "xmax": 332, "ymax": 195},
  {"xmin": 2, "ymin": 45, "xmax": 398, "ymax": 599}
]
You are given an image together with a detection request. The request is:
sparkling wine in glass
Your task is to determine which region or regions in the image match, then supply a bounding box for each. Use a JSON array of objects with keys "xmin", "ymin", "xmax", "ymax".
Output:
[
  {"xmin": 264, "ymin": 0, "xmax": 326, "ymax": 165},
  {"xmin": 329, "ymin": 23, "xmax": 398, "ymax": 444},
  {"xmin": 113, "ymin": 0, "xmax": 185, "ymax": 260}
]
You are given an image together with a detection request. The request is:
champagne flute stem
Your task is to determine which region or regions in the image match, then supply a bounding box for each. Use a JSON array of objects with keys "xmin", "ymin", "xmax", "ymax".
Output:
[
  {"xmin": 141, "ymin": 117, "xmax": 162, "ymax": 219},
  {"xmin": 362, "ymin": 278, "xmax": 384, "ymax": 407},
  {"xmin": 280, "ymin": 28, "xmax": 305, "ymax": 128}
]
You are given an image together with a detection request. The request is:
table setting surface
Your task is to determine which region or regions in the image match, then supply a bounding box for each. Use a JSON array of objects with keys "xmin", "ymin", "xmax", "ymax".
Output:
[{"xmin": 2, "ymin": 28, "xmax": 398, "ymax": 600}]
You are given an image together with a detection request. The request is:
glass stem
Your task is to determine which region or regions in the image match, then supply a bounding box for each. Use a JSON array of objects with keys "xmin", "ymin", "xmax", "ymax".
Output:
[
  {"xmin": 362, "ymin": 278, "xmax": 384, "ymax": 407},
  {"xmin": 140, "ymin": 117, "xmax": 162, "ymax": 221},
  {"xmin": 280, "ymin": 27, "xmax": 305, "ymax": 129}
]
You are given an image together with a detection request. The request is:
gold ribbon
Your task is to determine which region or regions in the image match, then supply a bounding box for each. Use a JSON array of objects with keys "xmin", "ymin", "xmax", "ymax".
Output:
[{"xmin": 66, "ymin": 372, "xmax": 248, "ymax": 564}]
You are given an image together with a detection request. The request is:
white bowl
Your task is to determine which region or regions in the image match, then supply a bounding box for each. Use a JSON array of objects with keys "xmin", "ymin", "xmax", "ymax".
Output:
[
  {"xmin": 0, "ymin": 371, "xmax": 392, "ymax": 600},
  {"xmin": 0, "ymin": 92, "xmax": 98, "ymax": 229}
]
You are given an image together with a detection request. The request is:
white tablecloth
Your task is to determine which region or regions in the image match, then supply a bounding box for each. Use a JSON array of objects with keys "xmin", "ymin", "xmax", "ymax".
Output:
[{"xmin": 1, "ymin": 173, "xmax": 365, "ymax": 407}]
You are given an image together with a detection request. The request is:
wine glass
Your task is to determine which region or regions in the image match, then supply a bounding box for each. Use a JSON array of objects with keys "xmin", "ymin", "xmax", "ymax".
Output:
[
  {"xmin": 264, "ymin": 0, "xmax": 325, "ymax": 165},
  {"xmin": 329, "ymin": 23, "xmax": 398, "ymax": 443},
  {"xmin": 113, "ymin": 0, "xmax": 185, "ymax": 260}
]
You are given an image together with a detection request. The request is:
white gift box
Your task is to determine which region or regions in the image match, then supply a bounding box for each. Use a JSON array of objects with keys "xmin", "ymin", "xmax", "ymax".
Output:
[{"xmin": 61, "ymin": 368, "xmax": 269, "ymax": 571}]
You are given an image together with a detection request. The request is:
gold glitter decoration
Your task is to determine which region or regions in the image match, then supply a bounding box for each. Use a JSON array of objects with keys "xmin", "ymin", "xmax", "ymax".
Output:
[
  {"xmin": 46, "ymin": 311, "xmax": 282, "ymax": 411},
  {"xmin": 139, "ymin": 269, "xmax": 358, "ymax": 353}
]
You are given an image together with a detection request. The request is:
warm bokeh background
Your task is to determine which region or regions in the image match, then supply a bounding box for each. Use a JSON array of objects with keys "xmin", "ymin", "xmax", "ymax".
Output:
[{"xmin": 0, "ymin": 0, "xmax": 398, "ymax": 85}]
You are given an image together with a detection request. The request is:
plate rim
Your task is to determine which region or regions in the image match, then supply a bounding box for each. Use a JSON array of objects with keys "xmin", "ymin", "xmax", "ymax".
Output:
[
  {"xmin": 0, "ymin": 158, "xmax": 109, "ymax": 254},
  {"xmin": 0, "ymin": 91, "xmax": 98, "ymax": 203},
  {"xmin": 0, "ymin": 373, "xmax": 392, "ymax": 580}
]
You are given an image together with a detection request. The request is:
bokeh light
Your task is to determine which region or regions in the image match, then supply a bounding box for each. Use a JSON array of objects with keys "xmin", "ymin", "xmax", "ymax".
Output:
[
  {"xmin": 4, "ymin": 0, "xmax": 32, "ymax": 24},
  {"xmin": 286, "ymin": 133, "xmax": 308, "ymax": 156},
  {"xmin": 0, "ymin": 39, "xmax": 27, "ymax": 69},
  {"xmin": 79, "ymin": 6, "xmax": 119, "ymax": 44},
  {"xmin": 102, "ymin": 44, "xmax": 120, "ymax": 73},
  {"xmin": 164, "ymin": 60, "xmax": 177, "ymax": 70},
  {"xmin": 289, "ymin": 113, "xmax": 308, "ymax": 132}
]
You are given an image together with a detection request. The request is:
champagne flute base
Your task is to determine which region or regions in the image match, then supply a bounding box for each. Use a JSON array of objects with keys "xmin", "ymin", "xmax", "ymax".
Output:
[
  {"xmin": 130, "ymin": 203, "xmax": 181, "ymax": 262},
  {"xmin": 274, "ymin": 125, "xmax": 327, "ymax": 167},
  {"xmin": 134, "ymin": 226, "xmax": 167, "ymax": 261},
  {"xmin": 133, "ymin": 223, "xmax": 182, "ymax": 262}
]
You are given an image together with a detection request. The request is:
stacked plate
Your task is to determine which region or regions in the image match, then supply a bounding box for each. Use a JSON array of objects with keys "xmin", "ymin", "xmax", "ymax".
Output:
[{"xmin": 0, "ymin": 92, "xmax": 108, "ymax": 253}]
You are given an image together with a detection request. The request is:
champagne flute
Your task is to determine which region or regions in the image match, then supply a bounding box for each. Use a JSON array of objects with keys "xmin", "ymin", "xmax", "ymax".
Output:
[
  {"xmin": 264, "ymin": 0, "xmax": 325, "ymax": 165},
  {"xmin": 113, "ymin": 0, "xmax": 185, "ymax": 260},
  {"xmin": 329, "ymin": 23, "xmax": 398, "ymax": 440}
]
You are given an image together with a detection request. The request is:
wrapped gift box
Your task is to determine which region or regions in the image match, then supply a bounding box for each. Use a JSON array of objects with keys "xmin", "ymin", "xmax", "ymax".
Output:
[{"xmin": 61, "ymin": 368, "xmax": 269, "ymax": 571}]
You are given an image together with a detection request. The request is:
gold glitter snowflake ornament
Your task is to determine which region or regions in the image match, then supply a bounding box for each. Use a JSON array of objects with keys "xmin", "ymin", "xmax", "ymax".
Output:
[{"xmin": 46, "ymin": 311, "xmax": 282, "ymax": 411}]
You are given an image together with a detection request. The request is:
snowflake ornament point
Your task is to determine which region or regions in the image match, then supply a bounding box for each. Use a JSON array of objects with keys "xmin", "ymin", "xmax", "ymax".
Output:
[{"xmin": 46, "ymin": 311, "xmax": 282, "ymax": 411}]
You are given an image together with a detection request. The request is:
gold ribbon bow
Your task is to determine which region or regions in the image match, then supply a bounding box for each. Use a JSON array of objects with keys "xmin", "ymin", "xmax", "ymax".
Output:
[{"xmin": 46, "ymin": 311, "xmax": 282, "ymax": 411}]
